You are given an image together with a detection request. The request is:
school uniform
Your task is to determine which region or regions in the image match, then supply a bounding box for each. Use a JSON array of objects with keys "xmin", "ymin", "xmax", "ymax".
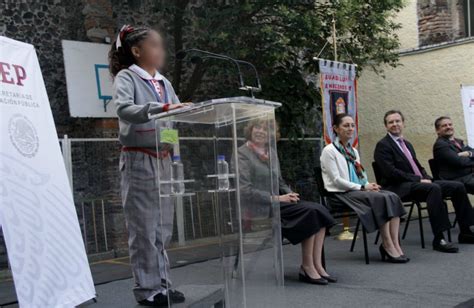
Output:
[{"xmin": 114, "ymin": 64, "xmax": 180, "ymax": 301}]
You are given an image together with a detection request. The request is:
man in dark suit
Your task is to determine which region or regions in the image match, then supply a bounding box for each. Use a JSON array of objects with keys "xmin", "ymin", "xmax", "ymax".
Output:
[
  {"xmin": 433, "ymin": 116, "xmax": 474, "ymax": 194},
  {"xmin": 374, "ymin": 110, "xmax": 474, "ymax": 253}
]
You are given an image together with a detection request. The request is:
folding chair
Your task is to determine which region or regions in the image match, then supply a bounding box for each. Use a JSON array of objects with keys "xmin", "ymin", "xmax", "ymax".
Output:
[{"xmin": 315, "ymin": 166, "xmax": 370, "ymax": 264}]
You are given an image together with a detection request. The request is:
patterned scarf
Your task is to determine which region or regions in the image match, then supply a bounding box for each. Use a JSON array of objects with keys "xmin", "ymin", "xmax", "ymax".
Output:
[
  {"xmin": 246, "ymin": 141, "xmax": 269, "ymax": 162},
  {"xmin": 333, "ymin": 138, "xmax": 366, "ymax": 180}
]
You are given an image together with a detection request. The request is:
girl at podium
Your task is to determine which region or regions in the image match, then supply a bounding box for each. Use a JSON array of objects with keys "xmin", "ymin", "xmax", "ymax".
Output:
[
  {"xmin": 109, "ymin": 25, "xmax": 190, "ymax": 306},
  {"xmin": 238, "ymin": 119, "xmax": 337, "ymax": 285}
]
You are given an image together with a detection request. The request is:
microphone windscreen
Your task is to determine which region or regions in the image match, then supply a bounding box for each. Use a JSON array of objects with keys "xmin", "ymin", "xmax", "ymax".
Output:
[
  {"xmin": 190, "ymin": 56, "xmax": 203, "ymax": 64},
  {"xmin": 175, "ymin": 50, "xmax": 187, "ymax": 60}
]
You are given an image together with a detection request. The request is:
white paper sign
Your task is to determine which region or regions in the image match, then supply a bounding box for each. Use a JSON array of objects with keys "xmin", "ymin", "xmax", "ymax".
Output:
[
  {"xmin": 0, "ymin": 36, "xmax": 95, "ymax": 307},
  {"xmin": 62, "ymin": 40, "xmax": 115, "ymax": 118},
  {"xmin": 461, "ymin": 85, "xmax": 474, "ymax": 147}
]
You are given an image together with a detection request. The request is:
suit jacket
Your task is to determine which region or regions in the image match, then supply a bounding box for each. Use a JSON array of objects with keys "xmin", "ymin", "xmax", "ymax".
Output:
[
  {"xmin": 374, "ymin": 134, "xmax": 432, "ymax": 198},
  {"xmin": 236, "ymin": 144, "xmax": 292, "ymax": 212},
  {"xmin": 433, "ymin": 136, "xmax": 474, "ymax": 180}
]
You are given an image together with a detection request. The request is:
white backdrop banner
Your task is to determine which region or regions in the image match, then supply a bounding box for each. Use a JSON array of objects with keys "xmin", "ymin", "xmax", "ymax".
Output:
[
  {"xmin": 461, "ymin": 85, "xmax": 474, "ymax": 147},
  {"xmin": 0, "ymin": 36, "xmax": 95, "ymax": 307}
]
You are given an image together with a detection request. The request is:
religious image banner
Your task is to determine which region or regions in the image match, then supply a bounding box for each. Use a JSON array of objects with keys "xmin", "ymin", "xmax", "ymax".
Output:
[{"xmin": 319, "ymin": 59, "xmax": 358, "ymax": 147}]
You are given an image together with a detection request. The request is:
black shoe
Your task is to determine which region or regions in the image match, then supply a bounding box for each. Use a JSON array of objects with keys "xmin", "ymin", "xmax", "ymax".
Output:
[
  {"xmin": 379, "ymin": 245, "xmax": 409, "ymax": 263},
  {"xmin": 298, "ymin": 267, "xmax": 328, "ymax": 285},
  {"xmin": 459, "ymin": 233, "xmax": 474, "ymax": 244},
  {"xmin": 138, "ymin": 293, "xmax": 169, "ymax": 307},
  {"xmin": 168, "ymin": 289, "xmax": 185, "ymax": 303},
  {"xmin": 433, "ymin": 239, "xmax": 459, "ymax": 253},
  {"xmin": 321, "ymin": 275, "xmax": 338, "ymax": 283}
]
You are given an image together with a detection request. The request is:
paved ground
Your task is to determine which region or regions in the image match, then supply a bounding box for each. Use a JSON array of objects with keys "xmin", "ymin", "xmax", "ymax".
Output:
[{"xmin": 2, "ymin": 215, "xmax": 474, "ymax": 307}]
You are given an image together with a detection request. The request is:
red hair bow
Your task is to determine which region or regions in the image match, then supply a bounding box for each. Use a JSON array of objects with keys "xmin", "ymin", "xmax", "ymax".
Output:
[{"xmin": 116, "ymin": 25, "xmax": 134, "ymax": 50}]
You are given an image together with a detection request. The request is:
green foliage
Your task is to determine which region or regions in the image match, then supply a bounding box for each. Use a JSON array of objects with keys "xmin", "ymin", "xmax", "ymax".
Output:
[
  {"xmin": 159, "ymin": 0, "xmax": 404, "ymax": 139},
  {"xmin": 155, "ymin": 0, "xmax": 405, "ymax": 190}
]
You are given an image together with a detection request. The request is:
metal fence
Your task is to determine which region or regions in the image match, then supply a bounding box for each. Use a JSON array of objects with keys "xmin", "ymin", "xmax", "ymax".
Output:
[{"xmin": 0, "ymin": 136, "xmax": 323, "ymax": 268}]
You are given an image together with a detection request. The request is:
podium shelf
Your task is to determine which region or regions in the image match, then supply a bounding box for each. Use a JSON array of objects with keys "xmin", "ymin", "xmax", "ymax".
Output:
[{"xmin": 160, "ymin": 193, "xmax": 196, "ymax": 198}]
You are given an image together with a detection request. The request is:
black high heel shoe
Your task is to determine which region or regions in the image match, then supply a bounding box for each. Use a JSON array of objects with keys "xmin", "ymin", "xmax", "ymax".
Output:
[
  {"xmin": 379, "ymin": 245, "xmax": 409, "ymax": 263},
  {"xmin": 298, "ymin": 267, "xmax": 328, "ymax": 285},
  {"xmin": 321, "ymin": 275, "xmax": 338, "ymax": 283}
]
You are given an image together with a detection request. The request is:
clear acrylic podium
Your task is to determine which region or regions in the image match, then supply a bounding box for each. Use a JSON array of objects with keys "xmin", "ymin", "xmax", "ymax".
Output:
[{"xmin": 150, "ymin": 97, "xmax": 285, "ymax": 307}]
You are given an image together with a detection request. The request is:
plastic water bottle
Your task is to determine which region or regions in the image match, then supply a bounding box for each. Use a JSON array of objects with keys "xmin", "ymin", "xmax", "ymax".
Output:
[
  {"xmin": 171, "ymin": 155, "xmax": 185, "ymax": 194},
  {"xmin": 217, "ymin": 155, "xmax": 230, "ymax": 191}
]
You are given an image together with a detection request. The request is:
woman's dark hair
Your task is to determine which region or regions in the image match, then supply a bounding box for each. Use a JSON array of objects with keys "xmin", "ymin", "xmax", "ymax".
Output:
[
  {"xmin": 333, "ymin": 113, "xmax": 353, "ymax": 127},
  {"xmin": 108, "ymin": 26, "xmax": 151, "ymax": 77}
]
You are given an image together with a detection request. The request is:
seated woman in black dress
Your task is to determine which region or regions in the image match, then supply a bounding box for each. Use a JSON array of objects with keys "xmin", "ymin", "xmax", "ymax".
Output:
[
  {"xmin": 238, "ymin": 119, "xmax": 336, "ymax": 285},
  {"xmin": 320, "ymin": 113, "xmax": 409, "ymax": 263}
]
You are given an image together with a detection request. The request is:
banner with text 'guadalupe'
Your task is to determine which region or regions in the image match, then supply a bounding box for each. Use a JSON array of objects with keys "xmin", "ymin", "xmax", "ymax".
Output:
[{"xmin": 319, "ymin": 59, "xmax": 358, "ymax": 147}]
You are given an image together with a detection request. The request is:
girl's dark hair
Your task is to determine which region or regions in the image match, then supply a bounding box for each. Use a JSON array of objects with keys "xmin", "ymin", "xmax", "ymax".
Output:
[{"xmin": 108, "ymin": 26, "xmax": 151, "ymax": 77}]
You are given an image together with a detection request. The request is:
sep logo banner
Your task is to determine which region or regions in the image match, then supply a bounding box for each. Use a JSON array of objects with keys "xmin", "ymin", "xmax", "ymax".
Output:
[
  {"xmin": 319, "ymin": 60, "xmax": 358, "ymax": 147},
  {"xmin": 461, "ymin": 85, "xmax": 474, "ymax": 147},
  {"xmin": 0, "ymin": 36, "xmax": 95, "ymax": 307}
]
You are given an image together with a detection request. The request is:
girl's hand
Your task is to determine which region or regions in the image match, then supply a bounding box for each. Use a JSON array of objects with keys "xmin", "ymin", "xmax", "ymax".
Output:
[
  {"xmin": 364, "ymin": 183, "xmax": 381, "ymax": 192},
  {"xmin": 168, "ymin": 102, "xmax": 193, "ymax": 110}
]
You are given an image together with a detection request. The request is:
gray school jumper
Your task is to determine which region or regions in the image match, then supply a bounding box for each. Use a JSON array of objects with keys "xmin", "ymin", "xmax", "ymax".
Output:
[{"xmin": 114, "ymin": 67, "xmax": 179, "ymax": 301}]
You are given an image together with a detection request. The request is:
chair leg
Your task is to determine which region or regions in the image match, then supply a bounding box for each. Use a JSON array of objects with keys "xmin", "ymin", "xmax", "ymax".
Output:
[
  {"xmin": 362, "ymin": 227, "xmax": 369, "ymax": 265},
  {"xmin": 416, "ymin": 202, "xmax": 425, "ymax": 249},
  {"xmin": 374, "ymin": 231, "xmax": 380, "ymax": 245},
  {"xmin": 322, "ymin": 245, "xmax": 326, "ymax": 270},
  {"xmin": 444, "ymin": 202, "xmax": 452, "ymax": 242},
  {"xmin": 402, "ymin": 202, "xmax": 415, "ymax": 240},
  {"xmin": 350, "ymin": 219, "xmax": 360, "ymax": 252}
]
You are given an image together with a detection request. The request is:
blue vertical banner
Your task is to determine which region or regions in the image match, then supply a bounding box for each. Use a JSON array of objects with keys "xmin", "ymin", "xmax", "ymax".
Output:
[{"xmin": 319, "ymin": 59, "xmax": 359, "ymax": 147}]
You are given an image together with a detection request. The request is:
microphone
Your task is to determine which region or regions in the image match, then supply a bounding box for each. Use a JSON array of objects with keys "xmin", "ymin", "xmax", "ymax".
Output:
[
  {"xmin": 175, "ymin": 50, "xmax": 187, "ymax": 60},
  {"xmin": 176, "ymin": 49, "xmax": 262, "ymax": 96},
  {"xmin": 190, "ymin": 56, "xmax": 202, "ymax": 65}
]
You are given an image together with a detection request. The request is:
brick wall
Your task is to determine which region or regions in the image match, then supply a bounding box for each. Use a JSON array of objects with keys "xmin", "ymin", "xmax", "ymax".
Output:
[{"xmin": 418, "ymin": 0, "xmax": 466, "ymax": 46}]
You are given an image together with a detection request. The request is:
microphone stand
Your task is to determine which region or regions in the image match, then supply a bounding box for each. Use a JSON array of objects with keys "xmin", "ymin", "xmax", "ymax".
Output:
[{"xmin": 177, "ymin": 49, "xmax": 262, "ymax": 98}]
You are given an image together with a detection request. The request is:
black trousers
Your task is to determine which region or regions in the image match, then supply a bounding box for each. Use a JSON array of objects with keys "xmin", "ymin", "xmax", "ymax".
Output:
[
  {"xmin": 404, "ymin": 180, "xmax": 474, "ymax": 236},
  {"xmin": 455, "ymin": 174, "xmax": 474, "ymax": 195}
]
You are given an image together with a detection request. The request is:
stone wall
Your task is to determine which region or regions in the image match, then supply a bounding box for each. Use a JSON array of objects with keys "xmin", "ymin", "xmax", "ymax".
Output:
[
  {"xmin": 417, "ymin": 0, "xmax": 467, "ymax": 46},
  {"xmin": 0, "ymin": 0, "xmax": 241, "ymax": 267}
]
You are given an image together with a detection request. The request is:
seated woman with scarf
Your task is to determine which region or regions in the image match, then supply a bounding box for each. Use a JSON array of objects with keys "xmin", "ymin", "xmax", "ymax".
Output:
[{"xmin": 320, "ymin": 113, "xmax": 409, "ymax": 263}]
